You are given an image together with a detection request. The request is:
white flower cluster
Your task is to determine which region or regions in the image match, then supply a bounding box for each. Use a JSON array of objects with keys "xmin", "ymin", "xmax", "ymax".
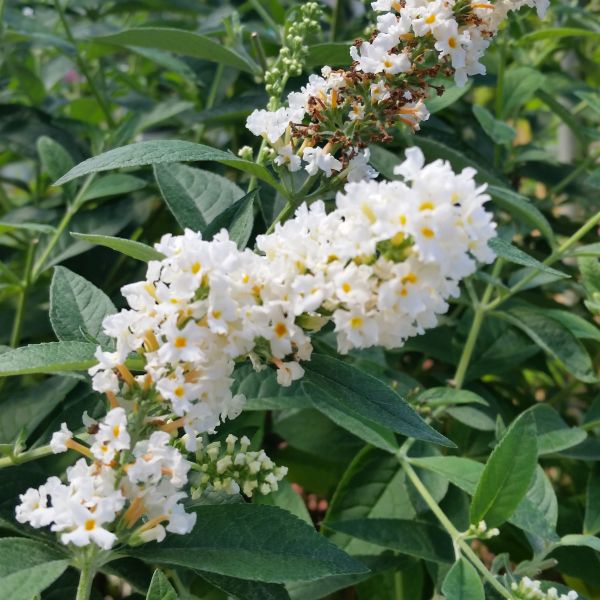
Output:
[
  {"xmin": 465, "ymin": 519, "xmax": 500, "ymax": 539},
  {"xmin": 16, "ymin": 408, "xmax": 196, "ymax": 549},
  {"xmin": 246, "ymin": 0, "xmax": 548, "ymax": 175},
  {"xmin": 247, "ymin": 78, "xmax": 380, "ymax": 182},
  {"xmin": 192, "ymin": 434, "xmax": 288, "ymax": 498},
  {"xmin": 86, "ymin": 147, "xmax": 495, "ymax": 440},
  {"xmin": 368, "ymin": 0, "xmax": 549, "ymax": 86},
  {"xmin": 511, "ymin": 577, "xmax": 578, "ymax": 600}
]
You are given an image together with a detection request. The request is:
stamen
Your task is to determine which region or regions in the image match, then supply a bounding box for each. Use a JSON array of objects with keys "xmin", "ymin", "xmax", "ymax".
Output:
[{"xmin": 116, "ymin": 364, "xmax": 136, "ymax": 387}]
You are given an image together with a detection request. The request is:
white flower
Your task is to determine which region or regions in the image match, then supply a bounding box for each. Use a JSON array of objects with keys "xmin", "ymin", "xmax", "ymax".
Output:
[
  {"xmin": 59, "ymin": 503, "xmax": 117, "ymax": 550},
  {"xmin": 90, "ymin": 407, "xmax": 131, "ymax": 464},
  {"xmin": 302, "ymin": 146, "xmax": 343, "ymax": 177},
  {"xmin": 347, "ymin": 150, "xmax": 379, "ymax": 183},
  {"xmin": 276, "ymin": 361, "xmax": 305, "ymax": 386},
  {"xmin": 245, "ymin": 108, "xmax": 293, "ymax": 144},
  {"xmin": 50, "ymin": 423, "xmax": 72, "ymax": 453},
  {"xmin": 274, "ymin": 144, "xmax": 302, "ymax": 172}
]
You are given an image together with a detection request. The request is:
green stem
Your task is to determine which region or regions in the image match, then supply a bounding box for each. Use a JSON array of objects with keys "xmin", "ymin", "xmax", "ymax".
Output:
[
  {"xmin": 331, "ymin": 0, "xmax": 344, "ymax": 42},
  {"xmin": 265, "ymin": 174, "xmax": 320, "ymax": 234},
  {"xmin": 32, "ymin": 173, "xmax": 96, "ymax": 281},
  {"xmin": 75, "ymin": 558, "xmax": 95, "ymax": 600},
  {"xmin": 249, "ymin": 0, "xmax": 280, "ymax": 36},
  {"xmin": 54, "ymin": 0, "xmax": 115, "ymax": 128},
  {"xmin": 453, "ymin": 259, "xmax": 503, "ymax": 389},
  {"xmin": 400, "ymin": 458, "xmax": 514, "ymax": 600},
  {"xmin": 485, "ymin": 210, "xmax": 600, "ymax": 311},
  {"xmin": 550, "ymin": 150, "xmax": 600, "ymax": 197},
  {"xmin": 0, "ymin": 445, "xmax": 55, "ymax": 469},
  {"xmin": 10, "ymin": 240, "xmax": 37, "ymax": 347}
]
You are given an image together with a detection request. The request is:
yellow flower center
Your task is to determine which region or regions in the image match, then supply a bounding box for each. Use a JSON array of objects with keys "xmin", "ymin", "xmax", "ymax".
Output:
[
  {"xmin": 85, "ymin": 519, "xmax": 96, "ymax": 531},
  {"xmin": 274, "ymin": 323, "xmax": 288, "ymax": 338},
  {"xmin": 421, "ymin": 227, "xmax": 435, "ymax": 238},
  {"xmin": 350, "ymin": 316, "xmax": 363, "ymax": 329},
  {"xmin": 174, "ymin": 336, "xmax": 187, "ymax": 348}
]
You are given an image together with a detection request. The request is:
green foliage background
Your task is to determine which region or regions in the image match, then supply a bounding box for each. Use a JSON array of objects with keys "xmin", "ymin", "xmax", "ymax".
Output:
[{"xmin": 0, "ymin": 0, "xmax": 599, "ymax": 598}]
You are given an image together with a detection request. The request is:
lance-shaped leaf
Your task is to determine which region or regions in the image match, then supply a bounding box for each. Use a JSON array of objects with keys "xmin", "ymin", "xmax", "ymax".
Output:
[
  {"xmin": 470, "ymin": 412, "xmax": 538, "ymax": 527},
  {"xmin": 442, "ymin": 558, "xmax": 484, "ymax": 600},
  {"xmin": 50, "ymin": 266, "xmax": 116, "ymax": 346},
  {"xmin": 55, "ymin": 140, "xmax": 284, "ymax": 194},
  {"xmin": 304, "ymin": 355, "xmax": 453, "ymax": 449},
  {"xmin": 127, "ymin": 504, "xmax": 368, "ymax": 583},
  {"xmin": 0, "ymin": 341, "xmax": 98, "ymax": 377},
  {"xmin": 146, "ymin": 570, "xmax": 178, "ymax": 600},
  {"xmin": 96, "ymin": 28, "xmax": 259, "ymax": 74},
  {"xmin": 0, "ymin": 538, "xmax": 69, "ymax": 600},
  {"xmin": 70, "ymin": 233, "xmax": 164, "ymax": 262},
  {"xmin": 326, "ymin": 519, "xmax": 454, "ymax": 563}
]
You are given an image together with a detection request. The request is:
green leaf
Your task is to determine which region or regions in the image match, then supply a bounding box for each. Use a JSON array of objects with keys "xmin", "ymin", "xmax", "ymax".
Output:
[
  {"xmin": 0, "ymin": 341, "xmax": 98, "ymax": 377},
  {"xmin": 528, "ymin": 404, "xmax": 588, "ymax": 456},
  {"xmin": 470, "ymin": 412, "xmax": 538, "ymax": 527},
  {"xmin": 571, "ymin": 242, "xmax": 600, "ymax": 258},
  {"xmin": 306, "ymin": 43, "xmax": 351, "ymax": 67},
  {"xmin": 488, "ymin": 238, "xmax": 567, "ymax": 278},
  {"xmin": 304, "ymin": 355, "xmax": 454, "ymax": 449},
  {"xmin": 326, "ymin": 519, "xmax": 454, "ymax": 563},
  {"xmin": 579, "ymin": 257, "xmax": 600, "ymax": 293},
  {"xmin": 442, "ymin": 558, "xmax": 484, "ymax": 600},
  {"xmin": 413, "ymin": 457, "xmax": 558, "ymax": 541},
  {"xmin": 416, "ymin": 387, "xmax": 487, "ymax": 408},
  {"xmin": 254, "ymin": 479, "xmax": 312, "ymax": 524},
  {"xmin": 410, "ymin": 138, "xmax": 505, "ymax": 187},
  {"xmin": 487, "ymin": 185, "xmax": 555, "ymax": 246},
  {"xmin": 446, "ymin": 406, "xmax": 496, "ymax": 431},
  {"xmin": 36, "ymin": 136, "xmax": 74, "ymax": 183},
  {"xmin": 80, "ymin": 174, "xmax": 147, "ymax": 202},
  {"xmin": 127, "ymin": 504, "xmax": 368, "ymax": 583},
  {"xmin": 537, "ymin": 89, "xmax": 588, "ymax": 145},
  {"xmin": 584, "ymin": 465, "xmax": 600, "ymax": 535},
  {"xmin": 302, "ymin": 380, "xmax": 398, "ymax": 452},
  {"xmin": 322, "ymin": 446, "xmax": 415, "ymax": 555},
  {"xmin": 233, "ymin": 365, "xmax": 311, "ymax": 411},
  {"xmin": 146, "ymin": 570, "xmax": 178, "ymax": 600},
  {"xmin": 541, "ymin": 309, "xmax": 600, "ymax": 343},
  {"xmin": 40, "ymin": 197, "xmax": 137, "ymax": 271},
  {"xmin": 498, "ymin": 307, "xmax": 597, "ymax": 383},
  {"xmin": 50, "ymin": 266, "xmax": 116, "ymax": 346},
  {"xmin": 560, "ymin": 534, "xmax": 600, "ymax": 553},
  {"xmin": 408, "ymin": 456, "xmax": 483, "ymax": 495},
  {"xmin": 199, "ymin": 572, "xmax": 290, "ymax": 600},
  {"xmin": 0, "ymin": 376, "xmax": 78, "ymax": 443},
  {"xmin": 204, "ymin": 190, "xmax": 256, "ymax": 249},
  {"xmin": 96, "ymin": 28, "xmax": 258, "ymax": 74},
  {"xmin": 426, "ymin": 81, "xmax": 472, "ymax": 114},
  {"xmin": 518, "ymin": 27, "xmax": 600, "ymax": 44},
  {"xmin": 472, "ymin": 105, "xmax": 516, "ymax": 145},
  {"xmin": 55, "ymin": 140, "xmax": 284, "ymax": 194},
  {"xmin": 0, "ymin": 538, "xmax": 69, "ymax": 600},
  {"xmin": 70, "ymin": 233, "xmax": 164, "ymax": 262},
  {"xmin": 501, "ymin": 67, "xmax": 545, "ymax": 118},
  {"xmin": 154, "ymin": 163, "xmax": 245, "ymax": 232},
  {"xmin": 0, "ymin": 221, "xmax": 56, "ymax": 235}
]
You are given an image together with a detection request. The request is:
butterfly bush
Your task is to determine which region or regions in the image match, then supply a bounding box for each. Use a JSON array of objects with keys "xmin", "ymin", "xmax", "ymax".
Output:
[
  {"xmin": 247, "ymin": 0, "xmax": 548, "ymax": 178},
  {"xmin": 16, "ymin": 0, "xmax": 551, "ymax": 553}
]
